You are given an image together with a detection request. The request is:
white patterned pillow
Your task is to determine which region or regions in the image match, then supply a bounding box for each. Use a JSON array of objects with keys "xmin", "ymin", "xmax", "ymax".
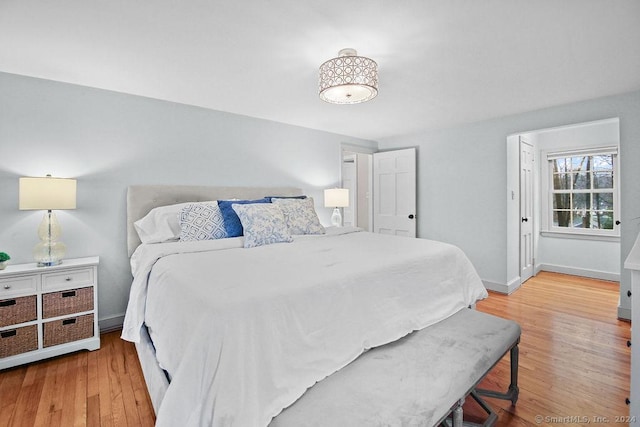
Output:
[
  {"xmin": 179, "ymin": 202, "xmax": 227, "ymax": 241},
  {"xmin": 231, "ymin": 203, "xmax": 293, "ymax": 248},
  {"xmin": 271, "ymin": 197, "xmax": 325, "ymax": 235}
]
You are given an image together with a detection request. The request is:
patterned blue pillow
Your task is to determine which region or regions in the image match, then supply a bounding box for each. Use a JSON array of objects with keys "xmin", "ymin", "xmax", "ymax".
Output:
[
  {"xmin": 179, "ymin": 202, "xmax": 227, "ymax": 241},
  {"xmin": 271, "ymin": 197, "xmax": 325, "ymax": 235},
  {"xmin": 217, "ymin": 198, "xmax": 270, "ymax": 237},
  {"xmin": 231, "ymin": 203, "xmax": 293, "ymax": 248}
]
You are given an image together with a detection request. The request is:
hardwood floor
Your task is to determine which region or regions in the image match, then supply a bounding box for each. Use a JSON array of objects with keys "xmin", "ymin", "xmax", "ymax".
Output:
[
  {"xmin": 0, "ymin": 271, "xmax": 630, "ymax": 426},
  {"xmin": 0, "ymin": 328, "xmax": 154, "ymax": 427},
  {"xmin": 471, "ymin": 272, "xmax": 631, "ymax": 426}
]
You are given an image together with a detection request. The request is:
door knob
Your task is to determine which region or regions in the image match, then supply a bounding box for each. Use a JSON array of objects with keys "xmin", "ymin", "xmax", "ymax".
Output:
[
  {"xmin": 408, "ymin": 214, "xmax": 415, "ymax": 219},
  {"xmin": 521, "ymin": 217, "xmax": 528, "ymax": 222}
]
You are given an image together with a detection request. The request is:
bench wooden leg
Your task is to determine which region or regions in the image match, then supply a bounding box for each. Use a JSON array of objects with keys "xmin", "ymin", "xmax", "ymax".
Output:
[
  {"xmin": 476, "ymin": 338, "xmax": 520, "ymax": 405},
  {"xmin": 453, "ymin": 398, "xmax": 464, "ymax": 427}
]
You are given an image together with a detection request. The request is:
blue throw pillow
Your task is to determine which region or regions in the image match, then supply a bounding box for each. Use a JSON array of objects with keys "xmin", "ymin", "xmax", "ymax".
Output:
[{"xmin": 217, "ymin": 198, "xmax": 271, "ymax": 237}]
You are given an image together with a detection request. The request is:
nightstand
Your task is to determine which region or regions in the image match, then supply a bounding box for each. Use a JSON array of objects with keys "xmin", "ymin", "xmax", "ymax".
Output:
[
  {"xmin": 0, "ymin": 256, "xmax": 100, "ymax": 370},
  {"xmin": 625, "ymin": 234, "xmax": 640, "ymax": 424}
]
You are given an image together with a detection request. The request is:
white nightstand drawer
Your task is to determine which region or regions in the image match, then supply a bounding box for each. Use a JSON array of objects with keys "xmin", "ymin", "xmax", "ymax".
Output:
[
  {"xmin": 0, "ymin": 275, "xmax": 38, "ymax": 296},
  {"xmin": 42, "ymin": 268, "xmax": 94, "ymax": 291}
]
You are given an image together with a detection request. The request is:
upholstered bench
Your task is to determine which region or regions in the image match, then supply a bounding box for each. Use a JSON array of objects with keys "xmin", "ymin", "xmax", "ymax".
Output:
[{"xmin": 271, "ymin": 308, "xmax": 520, "ymax": 427}]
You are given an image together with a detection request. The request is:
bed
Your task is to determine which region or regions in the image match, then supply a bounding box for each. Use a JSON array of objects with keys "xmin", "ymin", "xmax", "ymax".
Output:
[{"xmin": 121, "ymin": 185, "xmax": 489, "ymax": 427}]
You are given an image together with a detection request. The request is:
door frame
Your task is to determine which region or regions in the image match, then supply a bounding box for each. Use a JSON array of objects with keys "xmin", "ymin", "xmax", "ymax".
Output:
[
  {"xmin": 340, "ymin": 144, "xmax": 417, "ymax": 235},
  {"xmin": 506, "ymin": 134, "xmax": 539, "ymax": 293},
  {"xmin": 341, "ymin": 143, "xmax": 375, "ymax": 231}
]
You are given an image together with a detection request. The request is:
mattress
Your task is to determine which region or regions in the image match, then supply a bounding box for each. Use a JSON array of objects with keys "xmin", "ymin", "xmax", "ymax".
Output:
[{"xmin": 121, "ymin": 227, "xmax": 487, "ymax": 426}]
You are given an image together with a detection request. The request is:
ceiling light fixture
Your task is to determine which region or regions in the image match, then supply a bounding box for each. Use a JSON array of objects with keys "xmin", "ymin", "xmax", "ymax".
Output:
[{"xmin": 319, "ymin": 48, "xmax": 378, "ymax": 104}]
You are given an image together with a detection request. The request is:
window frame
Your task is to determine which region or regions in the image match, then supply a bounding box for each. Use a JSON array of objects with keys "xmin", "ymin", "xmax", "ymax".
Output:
[{"xmin": 541, "ymin": 146, "xmax": 620, "ymax": 240}]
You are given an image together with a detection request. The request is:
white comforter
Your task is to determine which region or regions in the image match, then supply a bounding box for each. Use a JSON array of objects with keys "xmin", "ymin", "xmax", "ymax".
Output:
[{"xmin": 121, "ymin": 227, "xmax": 487, "ymax": 427}]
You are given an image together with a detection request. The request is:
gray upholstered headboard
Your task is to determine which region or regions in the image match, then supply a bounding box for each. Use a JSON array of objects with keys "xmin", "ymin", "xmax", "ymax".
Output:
[{"xmin": 126, "ymin": 185, "xmax": 303, "ymax": 256}]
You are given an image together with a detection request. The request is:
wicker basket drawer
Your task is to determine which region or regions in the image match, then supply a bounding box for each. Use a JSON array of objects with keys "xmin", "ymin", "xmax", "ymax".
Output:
[
  {"xmin": 42, "ymin": 287, "xmax": 94, "ymax": 319},
  {"xmin": 43, "ymin": 314, "xmax": 94, "ymax": 348},
  {"xmin": 0, "ymin": 295, "xmax": 37, "ymax": 328},
  {"xmin": 0, "ymin": 325, "xmax": 38, "ymax": 358}
]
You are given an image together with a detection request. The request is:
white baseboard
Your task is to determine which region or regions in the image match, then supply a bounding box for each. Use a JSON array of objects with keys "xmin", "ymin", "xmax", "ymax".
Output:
[
  {"xmin": 98, "ymin": 313, "xmax": 125, "ymax": 333},
  {"xmin": 482, "ymin": 277, "xmax": 521, "ymax": 295},
  {"xmin": 536, "ymin": 263, "xmax": 620, "ymax": 282}
]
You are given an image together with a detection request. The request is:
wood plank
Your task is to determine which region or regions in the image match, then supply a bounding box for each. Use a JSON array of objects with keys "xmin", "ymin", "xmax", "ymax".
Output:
[
  {"xmin": 97, "ymin": 335, "xmax": 115, "ymax": 427},
  {"xmin": 86, "ymin": 347, "xmax": 101, "ymax": 425},
  {"xmin": 0, "ymin": 366, "xmax": 26, "ymax": 427},
  {"xmin": 105, "ymin": 333, "xmax": 129, "ymax": 427},
  {"xmin": 72, "ymin": 353, "xmax": 89, "ymax": 427},
  {"xmin": 33, "ymin": 359, "xmax": 60, "ymax": 426},
  {"xmin": 87, "ymin": 394, "xmax": 101, "ymax": 427},
  {"xmin": 59, "ymin": 354, "xmax": 80, "ymax": 427},
  {"xmin": 9, "ymin": 362, "xmax": 46, "ymax": 427}
]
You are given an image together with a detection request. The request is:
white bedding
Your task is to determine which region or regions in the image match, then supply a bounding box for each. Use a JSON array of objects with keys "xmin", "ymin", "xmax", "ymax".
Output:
[{"xmin": 121, "ymin": 227, "xmax": 488, "ymax": 427}]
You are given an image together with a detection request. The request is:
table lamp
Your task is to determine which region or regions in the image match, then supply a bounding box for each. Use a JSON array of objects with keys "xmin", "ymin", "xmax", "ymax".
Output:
[
  {"xmin": 19, "ymin": 175, "xmax": 77, "ymax": 266},
  {"xmin": 324, "ymin": 188, "xmax": 349, "ymax": 227}
]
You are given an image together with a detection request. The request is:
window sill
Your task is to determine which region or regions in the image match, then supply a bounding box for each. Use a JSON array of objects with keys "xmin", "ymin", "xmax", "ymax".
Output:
[{"xmin": 540, "ymin": 231, "xmax": 620, "ymax": 243}]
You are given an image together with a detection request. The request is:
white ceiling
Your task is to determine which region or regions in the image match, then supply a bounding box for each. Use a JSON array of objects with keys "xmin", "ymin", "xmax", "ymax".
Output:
[{"xmin": 1, "ymin": 1, "xmax": 639, "ymax": 141}]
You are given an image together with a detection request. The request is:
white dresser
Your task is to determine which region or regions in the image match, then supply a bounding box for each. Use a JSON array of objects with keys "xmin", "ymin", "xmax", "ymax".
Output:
[
  {"xmin": 626, "ymin": 234, "xmax": 640, "ymax": 425},
  {"xmin": 0, "ymin": 256, "xmax": 100, "ymax": 370}
]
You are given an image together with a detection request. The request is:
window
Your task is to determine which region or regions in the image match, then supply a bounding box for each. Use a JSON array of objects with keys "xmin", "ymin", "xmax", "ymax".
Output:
[{"xmin": 546, "ymin": 147, "xmax": 618, "ymax": 237}]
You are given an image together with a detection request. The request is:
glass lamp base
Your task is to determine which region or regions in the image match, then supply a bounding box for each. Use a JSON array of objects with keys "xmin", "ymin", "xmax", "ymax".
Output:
[
  {"xmin": 33, "ymin": 240, "xmax": 66, "ymax": 267},
  {"xmin": 33, "ymin": 211, "xmax": 67, "ymax": 267},
  {"xmin": 37, "ymin": 260, "xmax": 63, "ymax": 267},
  {"xmin": 330, "ymin": 207, "xmax": 343, "ymax": 227}
]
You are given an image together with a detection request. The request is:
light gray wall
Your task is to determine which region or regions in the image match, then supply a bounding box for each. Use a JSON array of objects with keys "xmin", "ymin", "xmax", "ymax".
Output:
[
  {"xmin": 0, "ymin": 72, "xmax": 376, "ymax": 329},
  {"xmin": 378, "ymin": 90, "xmax": 640, "ymax": 318}
]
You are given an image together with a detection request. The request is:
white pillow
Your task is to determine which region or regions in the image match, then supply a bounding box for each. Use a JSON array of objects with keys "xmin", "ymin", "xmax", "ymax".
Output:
[
  {"xmin": 271, "ymin": 197, "xmax": 325, "ymax": 235},
  {"xmin": 134, "ymin": 201, "xmax": 215, "ymax": 244},
  {"xmin": 179, "ymin": 202, "xmax": 227, "ymax": 241},
  {"xmin": 231, "ymin": 203, "xmax": 293, "ymax": 248}
]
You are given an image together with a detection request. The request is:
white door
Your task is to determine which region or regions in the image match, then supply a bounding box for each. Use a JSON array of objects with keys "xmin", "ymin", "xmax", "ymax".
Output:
[
  {"xmin": 373, "ymin": 148, "xmax": 417, "ymax": 237},
  {"xmin": 520, "ymin": 138, "xmax": 534, "ymax": 282}
]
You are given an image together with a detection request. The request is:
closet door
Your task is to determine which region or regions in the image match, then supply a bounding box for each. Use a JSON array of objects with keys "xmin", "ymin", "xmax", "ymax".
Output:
[
  {"xmin": 520, "ymin": 139, "xmax": 534, "ymax": 282},
  {"xmin": 341, "ymin": 155, "xmax": 357, "ymax": 227},
  {"xmin": 373, "ymin": 148, "xmax": 416, "ymax": 237}
]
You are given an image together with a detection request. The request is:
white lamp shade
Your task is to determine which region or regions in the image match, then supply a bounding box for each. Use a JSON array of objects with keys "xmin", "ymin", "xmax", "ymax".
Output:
[
  {"xmin": 19, "ymin": 177, "xmax": 77, "ymax": 210},
  {"xmin": 324, "ymin": 188, "xmax": 349, "ymax": 208}
]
